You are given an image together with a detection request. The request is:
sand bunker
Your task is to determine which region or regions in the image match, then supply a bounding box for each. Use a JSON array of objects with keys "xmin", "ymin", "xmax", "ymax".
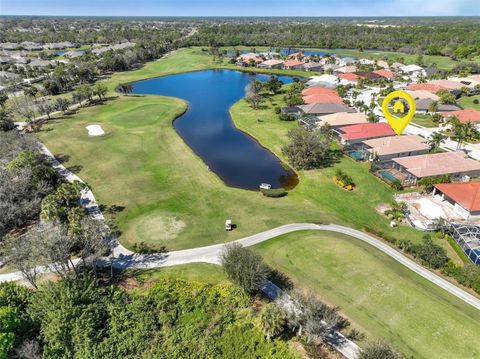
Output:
[{"xmin": 86, "ymin": 124, "xmax": 105, "ymax": 136}]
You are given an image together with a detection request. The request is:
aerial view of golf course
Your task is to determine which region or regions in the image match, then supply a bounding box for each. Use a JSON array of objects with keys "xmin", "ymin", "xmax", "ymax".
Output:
[{"xmin": 32, "ymin": 47, "xmax": 480, "ymax": 358}]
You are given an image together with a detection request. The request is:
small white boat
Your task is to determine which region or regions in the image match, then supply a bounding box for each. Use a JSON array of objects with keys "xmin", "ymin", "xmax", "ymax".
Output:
[{"xmin": 259, "ymin": 183, "xmax": 272, "ymax": 190}]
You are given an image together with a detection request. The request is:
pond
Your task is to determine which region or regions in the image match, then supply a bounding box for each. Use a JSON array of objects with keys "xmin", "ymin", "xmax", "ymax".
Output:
[{"xmin": 131, "ymin": 69, "xmax": 299, "ymax": 190}]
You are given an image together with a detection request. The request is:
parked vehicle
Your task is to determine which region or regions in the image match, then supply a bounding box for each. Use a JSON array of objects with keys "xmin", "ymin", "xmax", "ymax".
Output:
[{"xmin": 225, "ymin": 219, "xmax": 232, "ymax": 231}]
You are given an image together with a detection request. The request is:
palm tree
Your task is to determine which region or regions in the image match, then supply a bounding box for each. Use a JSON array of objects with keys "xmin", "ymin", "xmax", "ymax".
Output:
[
  {"xmin": 428, "ymin": 131, "xmax": 445, "ymax": 152},
  {"xmin": 258, "ymin": 303, "xmax": 285, "ymax": 340},
  {"xmin": 447, "ymin": 116, "xmax": 480, "ymax": 149}
]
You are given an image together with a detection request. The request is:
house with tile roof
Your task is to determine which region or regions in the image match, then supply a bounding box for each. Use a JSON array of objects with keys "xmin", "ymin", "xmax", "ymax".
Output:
[
  {"xmin": 316, "ymin": 112, "xmax": 368, "ymax": 129},
  {"xmin": 392, "ymin": 151, "xmax": 480, "ymax": 185},
  {"xmin": 297, "ymin": 103, "xmax": 356, "ymax": 116},
  {"xmin": 258, "ymin": 59, "xmax": 284, "ymax": 69},
  {"xmin": 283, "ymin": 60, "xmax": 305, "ymax": 70},
  {"xmin": 337, "ymin": 73, "xmax": 359, "ymax": 85},
  {"xmin": 407, "ymin": 83, "xmax": 447, "ymax": 93},
  {"xmin": 433, "ymin": 182, "xmax": 480, "ymax": 220},
  {"xmin": 338, "ymin": 123, "xmax": 396, "ymax": 145},
  {"xmin": 440, "ymin": 109, "xmax": 480, "ymax": 124},
  {"xmin": 301, "ymin": 87, "xmax": 338, "ymax": 96},
  {"xmin": 362, "ymin": 135, "xmax": 430, "ymax": 162},
  {"xmin": 372, "ymin": 69, "xmax": 395, "ymax": 79},
  {"xmin": 303, "ymin": 94, "xmax": 343, "ymax": 104},
  {"xmin": 415, "ymin": 98, "xmax": 461, "ymax": 114}
]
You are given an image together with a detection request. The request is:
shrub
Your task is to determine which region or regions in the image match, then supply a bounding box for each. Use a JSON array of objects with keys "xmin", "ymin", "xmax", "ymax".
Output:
[
  {"xmin": 261, "ymin": 188, "xmax": 287, "ymax": 198},
  {"xmin": 274, "ymin": 106, "xmax": 281, "ymax": 114},
  {"xmin": 390, "ymin": 179, "xmax": 403, "ymax": 191},
  {"xmin": 473, "ymin": 99, "xmax": 479, "ymax": 104},
  {"xmin": 220, "ymin": 243, "xmax": 270, "ymax": 294},
  {"xmin": 278, "ymin": 113, "xmax": 295, "ymax": 121},
  {"xmin": 360, "ymin": 340, "xmax": 404, "ymax": 359},
  {"xmin": 333, "ymin": 169, "xmax": 355, "ymax": 190}
]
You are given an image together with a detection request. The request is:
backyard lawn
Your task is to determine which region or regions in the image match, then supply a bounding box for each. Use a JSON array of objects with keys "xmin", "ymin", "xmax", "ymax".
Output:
[
  {"xmin": 254, "ymin": 231, "xmax": 480, "ymax": 359},
  {"xmin": 411, "ymin": 114, "xmax": 440, "ymax": 128},
  {"xmin": 458, "ymin": 94, "xmax": 480, "ymax": 110}
]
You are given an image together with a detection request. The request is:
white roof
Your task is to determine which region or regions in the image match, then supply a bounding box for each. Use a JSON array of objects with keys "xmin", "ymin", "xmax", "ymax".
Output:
[
  {"xmin": 359, "ymin": 58, "xmax": 375, "ymax": 65},
  {"xmin": 308, "ymin": 74, "xmax": 339, "ymax": 85},
  {"xmin": 401, "ymin": 64, "xmax": 424, "ymax": 73}
]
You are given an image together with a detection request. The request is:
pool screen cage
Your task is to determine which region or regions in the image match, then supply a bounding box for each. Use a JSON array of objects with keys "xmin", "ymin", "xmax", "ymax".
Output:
[{"xmin": 449, "ymin": 223, "xmax": 480, "ymax": 266}]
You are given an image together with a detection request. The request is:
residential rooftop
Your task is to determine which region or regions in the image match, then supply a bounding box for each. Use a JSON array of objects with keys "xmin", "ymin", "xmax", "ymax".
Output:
[
  {"xmin": 435, "ymin": 182, "xmax": 480, "ymax": 212},
  {"xmin": 393, "ymin": 151, "xmax": 480, "ymax": 178},
  {"xmin": 339, "ymin": 123, "xmax": 396, "ymax": 141},
  {"xmin": 362, "ymin": 135, "xmax": 430, "ymax": 156}
]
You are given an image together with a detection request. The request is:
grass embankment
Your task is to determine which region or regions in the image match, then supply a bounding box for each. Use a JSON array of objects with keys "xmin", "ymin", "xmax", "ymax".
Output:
[{"xmin": 253, "ymin": 231, "xmax": 480, "ymax": 359}]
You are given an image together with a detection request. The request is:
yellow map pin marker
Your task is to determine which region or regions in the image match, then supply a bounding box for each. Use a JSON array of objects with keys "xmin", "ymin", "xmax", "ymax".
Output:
[{"xmin": 382, "ymin": 90, "xmax": 416, "ymax": 135}]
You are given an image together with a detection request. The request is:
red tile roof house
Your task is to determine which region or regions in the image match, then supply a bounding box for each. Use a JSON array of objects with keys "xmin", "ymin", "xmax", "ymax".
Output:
[
  {"xmin": 301, "ymin": 87, "xmax": 338, "ymax": 96},
  {"xmin": 433, "ymin": 182, "xmax": 480, "ymax": 220},
  {"xmin": 283, "ymin": 60, "xmax": 305, "ymax": 70},
  {"xmin": 407, "ymin": 83, "xmax": 447, "ymax": 93},
  {"xmin": 338, "ymin": 123, "xmax": 396, "ymax": 146},
  {"xmin": 337, "ymin": 73, "xmax": 359, "ymax": 85},
  {"xmin": 392, "ymin": 151, "xmax": 480, "ymax": 185},
  {"xmin": 372, "ymin": 69, "xmax": 395, "ymax": 79},
  {"xmin": 362, "ymin": 135, "xmax": 430, "ymax": 162},
  {"xmin": 441, "ymin": 109, "xmax": 480, "ymax": 124},
  {"xmin": 302, "ymin": 94, "xmax": 344, "ymax": 104}
]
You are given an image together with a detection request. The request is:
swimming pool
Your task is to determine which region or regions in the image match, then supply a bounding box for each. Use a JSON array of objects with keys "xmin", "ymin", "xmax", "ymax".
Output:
[
  {"xmin": 348, "ymin": 150, "xmax": 365, "ymax": 161},
  {"xmin": 378, "ymin": 170, "xmax": 398, "ymax": 183}
]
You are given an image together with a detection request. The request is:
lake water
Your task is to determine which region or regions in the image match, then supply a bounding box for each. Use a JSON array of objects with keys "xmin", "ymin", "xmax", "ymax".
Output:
[{"xmin": 131, "ymin": 69, "xmax": 299, "ymax": 190}]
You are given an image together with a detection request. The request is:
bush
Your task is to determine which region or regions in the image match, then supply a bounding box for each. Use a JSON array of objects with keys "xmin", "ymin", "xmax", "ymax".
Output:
[
  {"xmin": 360, "ymin": 340, "xmax": 404, "ymax": 359},
  {"xmin": 220, "ymin": 243, "xmax": 270, "ymax": 294},
  {"xmin": 274, "ymin": 106, "xmax": 281, "ymax": 114},
  {"xmin": 473, "ymin": 99, "xmax": 479, "ymax": 104},
  {"xmin": 390, "ymin": 179, "xmax": 403, "ymax": 191},
  {"xmin": 261, "ymin": 188, "xmax": 287, "ymax": 197},
  {"xmin": 278, "ymin": 113, "xmax": 295, "ymax": 121},
  {"xmin": 333, "ymin": 169, "xmax": 355, "ymax": 190}
]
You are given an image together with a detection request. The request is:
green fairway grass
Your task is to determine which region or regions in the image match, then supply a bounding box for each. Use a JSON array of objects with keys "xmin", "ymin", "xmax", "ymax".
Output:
[{"xmin": 254, "ymin": 231, "xmax": 480, "ymax": 359}]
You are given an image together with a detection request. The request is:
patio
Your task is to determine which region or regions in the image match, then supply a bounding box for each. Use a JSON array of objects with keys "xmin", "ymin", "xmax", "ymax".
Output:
[{"xmin": 395, "ymin": 192, "xmax": 466, "ymax": 230}]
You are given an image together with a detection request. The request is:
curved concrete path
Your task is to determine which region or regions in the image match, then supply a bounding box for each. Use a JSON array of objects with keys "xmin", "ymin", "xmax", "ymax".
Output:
[
  {"xmin": 111, "ymin": 223, "xmax": 480, "ymax": 311},
  {"xmin": 2, "ymin": 223, "xmax": 480, "ymax": 312}
]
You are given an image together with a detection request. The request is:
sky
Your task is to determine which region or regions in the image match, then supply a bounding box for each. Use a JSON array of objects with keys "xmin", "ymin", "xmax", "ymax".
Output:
[{"xmin": 1, "ymin": 0, "xmax": 479, "ymax": 17}]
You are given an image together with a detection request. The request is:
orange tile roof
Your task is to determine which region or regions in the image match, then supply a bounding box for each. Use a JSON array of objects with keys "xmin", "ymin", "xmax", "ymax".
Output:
[
  {"xmin": 407, "ymin": 83, "xmax": 447, "ymax": 93},
  {"xmin": 441, "ymin": 109, "xmax": 480, "ymax": 124},
  {"xmin": 284, "ymin": 60, "xmax": 304, "ymax": 67},
  {"xmin": 339, "ymin": 123, "xmax": 396, "ymax": 140},
  {"xmin": 302, "ymin": 87, "xmax": 338, "ymax": 96},
  {"xmin": 338, "ymin": 73, "xmax": 359, "ymax": 81},
  {"xmin": 435, "ymin": 182, "xmax": 480, "ymax": 212},
  {"xmin": 372, "ymin": 69, "xmax": 395, "ymax": 79},
  {"xmin": 303, "ymin": 94, "xmax": 343, "ymax": 104}
]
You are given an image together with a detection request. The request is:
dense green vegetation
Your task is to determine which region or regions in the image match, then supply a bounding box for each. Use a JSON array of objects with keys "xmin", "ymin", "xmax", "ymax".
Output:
[
  {"xmin": 253, "ymin": 231, "xmax": 480, "ymax": 359},
  {"xmin": 0, "ymin": 277, "xmax": 300, "ymax": 358},
  {"xmin": 187, "ymin": 21, "xmax": 480, "ymax": 60}
]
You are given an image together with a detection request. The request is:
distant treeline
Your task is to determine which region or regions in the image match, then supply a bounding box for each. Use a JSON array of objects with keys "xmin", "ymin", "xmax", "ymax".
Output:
[{"xmin": 185, "ymin": 22, "xmax": 480, "ymax": 59}]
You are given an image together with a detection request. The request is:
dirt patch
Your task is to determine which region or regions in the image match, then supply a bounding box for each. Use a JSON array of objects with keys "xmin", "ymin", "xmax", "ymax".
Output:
[{"xmin": 134, "ymin": 213, "xmax": 186, "ymax": 243}]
